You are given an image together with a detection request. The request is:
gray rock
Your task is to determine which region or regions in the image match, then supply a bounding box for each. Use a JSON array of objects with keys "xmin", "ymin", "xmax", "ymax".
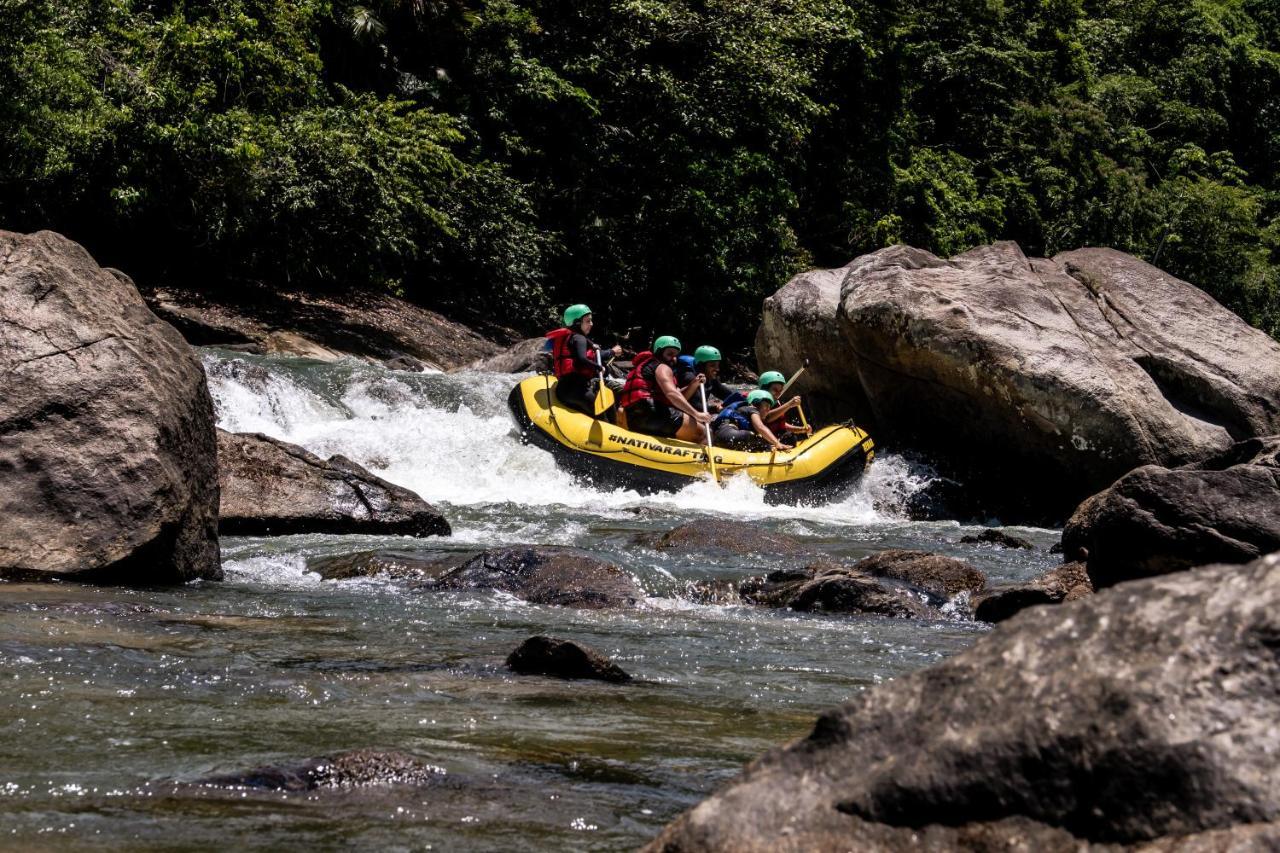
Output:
[
  {"xmin": 431, "ymin": 547, "xmax": 642, "ymax": 609},
  {"xmin": 308, "ymin": 549, "xmax": 467, "ymax": 581},
  {"xmin": 454, "ymin": 336, "xmax": 550, "ymax": 373},
  {"xmin": 1063, "ymin": 436, "xmax": 1280, "ymax": 589},
  {"xmin": 961, "ymin": 528, "xmax": 1035, "ymax": 549},
  {"xmin": 756, "ymin": 242, "xmax": 1280, "ymax": 519},
  {"xmin": 145, "ymin": 285, "xmax": 505, "ymax": 370},
  {"xmin": 0, "ymin": 230, "xmax": 220, "ymax": 583},
  {"xmin": 194, "ymin": 749, "xmax": 448, "ymax": 791},
  {"xmin": 973, "ymin": 562, "xmax": 1093, "ymax": 623},
  {"xmin": 636, "ymin": 519, "xmax": 808, "ymax": 557},
  {"xmin": 647, "ymin": 552, "xmax": 1280, "ymax": 851},
  {"xmin": 506, "ymin": 636, "xmax": 631, "ymax": 683},
  {"xmin": 740, "ymin": 561, "xmax": 937, "ymax": 619},
  {"xmin": 854, "ymin": 549, "xmax": 987, "ymax": 598},
  {"xmin": 217, "ymin": 430, "xmax": 450, "ymax": 537}
]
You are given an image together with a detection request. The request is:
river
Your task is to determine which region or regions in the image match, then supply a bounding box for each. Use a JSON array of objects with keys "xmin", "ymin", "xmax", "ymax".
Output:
[{"xmin": 0, "ymin": 350, "xmax": 1062, "ymax": 850}]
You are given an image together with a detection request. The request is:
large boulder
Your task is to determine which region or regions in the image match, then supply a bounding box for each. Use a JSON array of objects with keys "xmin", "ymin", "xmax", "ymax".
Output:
[
  {"xmin": 217, "ymin": 430, "xmax": 450, "ymax": 537},
  {"xmin": 756, "ymin": 242, "xmax": 1280, "ymax": 518},
  {"xmin": 647, "ymin": 552, "xmax": 1280, "ymax": 851},
  {"xmin": 0, "ymin": 231, "xmax": 220, "ymax": 583},
  {"xmin": 431, "ymin": 547, "xmax": 643, "ymax": 609},
  {"xmin": 1063, "ymin": 436, "xmax": 1280, "ymax": 589}
]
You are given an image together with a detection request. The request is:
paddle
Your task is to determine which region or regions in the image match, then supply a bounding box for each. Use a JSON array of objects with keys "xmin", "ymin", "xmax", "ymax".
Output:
[
  {"xmin": 594, "ymin": 351, "xmax": 616, "ymax": 416},
  {"xmin": 699, "ymin": 382, "xmax": 719, "ymax": 483},
  {"xmin": 777, "ymin": 359, "xmax": 809, "ymax": 399}
]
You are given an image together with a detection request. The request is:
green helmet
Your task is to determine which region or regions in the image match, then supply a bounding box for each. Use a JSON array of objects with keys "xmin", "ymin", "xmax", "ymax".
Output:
[
  {"xmin": 562, "ymin": 304, "xmax": 592, "ymax": 327},
  {"xmin": 747, "ymin": 390, "xmax": 776, "ymax": 407},
  {"xmin": 693, "ymin": 345, "xmax": 721, "ymax": 364},
  {"xmin": 653, "ymin": 335, "xmax": 682, "ymax": 353},
  {"xmin": 758, "ymin": 370, "xmax": 786, "ymax": 387}
]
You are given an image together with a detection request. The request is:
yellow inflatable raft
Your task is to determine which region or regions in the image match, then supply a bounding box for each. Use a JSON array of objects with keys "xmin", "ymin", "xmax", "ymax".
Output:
[{"xmin": 508, "ymin": 375, "xmax": 874, "ymax": 505}]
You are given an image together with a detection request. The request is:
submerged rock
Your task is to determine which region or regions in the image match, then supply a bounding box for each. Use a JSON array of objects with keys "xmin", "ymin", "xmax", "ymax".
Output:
[
  {"xmin": 308, "ymin": 549, "xmax": 467, "ymax": 581},
  {"xmin": 195, "ymin": 749, "xmax": 448, "ymax": 791},
  {"xmin": 973, "ymin": 562, "xmax": 1093, "ymax": 623},
  {"xmin": 217, "ymin": 430, "xmax": 450, "ymax": 537},
  {"xmin": 1063, "ymin": 436, "xmax": 1280, "ymax": 589},
  {"xmin": 647, "ymin": 552, "xmax": 1280, "ymax": 851},
  {"xmin": 960, "ymin": 528, "xmax": 1034, "ymax": 549},
  {"xmin": 853, "ymin": 549, "xmax": 987, "ymax": 599},
  {"xmin": 506, "ymin": 636, "xmax": 631, "ymax": 683},
  {"xmin": 756, "ymin": 242, "xmax": 1280, "ymax": 520},
  {"xmin": 741, "ymin": 561, "xmax": 936, "ymax": 619},
  {"xmin": 636, "ymin": 519, "xmax": 807, "ymax": 557},
  {"xmin": 431, "ymin": 547, "xmax": 642, "ymax": 609},
  {"xmin": 0, "ymin": 230, "xmax": 220, "ymax": 583}
]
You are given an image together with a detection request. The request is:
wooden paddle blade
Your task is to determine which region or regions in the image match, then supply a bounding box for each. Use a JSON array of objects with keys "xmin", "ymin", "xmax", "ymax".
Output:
[{"xmin": 594, "ymin": 383, "xmax": 616, "ymax": 416}]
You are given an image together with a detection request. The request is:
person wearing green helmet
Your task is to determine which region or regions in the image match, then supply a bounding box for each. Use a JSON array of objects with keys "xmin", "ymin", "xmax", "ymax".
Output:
[
  {"xmin": 756, "ymin": 370, "xmax": 811, "ymax": 443},
  {"xmin": 710, "ymin": 390, "xmax": 786, "ymax": 452},
  {"xmin": 545, "ymin": 304, "xmax": 623, "ymax": 417},
  {"xmin": 619, "ymin": 335, "xmax": 713, "ymax": 441},
  {"xmin": 673, "ymin": 344, "xmax": 732, "ymax": 413}
]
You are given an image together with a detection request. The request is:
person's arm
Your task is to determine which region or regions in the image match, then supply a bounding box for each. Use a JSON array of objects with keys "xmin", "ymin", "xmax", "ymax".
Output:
[
  {"xmin": 656, "ymin": 364, "xmax": 710, "ymax": 421},
  {"xmin": 681, "ymin": 372, "xmax": 704, "ymax": 401},
  {"xmin": 749, "ymin": 411, "xmax": 786, "ymax": 451}
]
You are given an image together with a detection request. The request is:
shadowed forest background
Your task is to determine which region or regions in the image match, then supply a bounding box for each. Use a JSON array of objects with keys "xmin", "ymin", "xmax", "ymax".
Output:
[{"xmin": 3, "ymin": 0, "xmax": 1277, "ymax": 348}]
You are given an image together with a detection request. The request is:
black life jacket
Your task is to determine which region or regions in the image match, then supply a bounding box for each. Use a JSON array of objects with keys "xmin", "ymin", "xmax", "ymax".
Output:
[
  {"xmin": 620, "ymin": 351, "xmax": 659, "ymax": 409},
  {"xmin": 546, "ymin": 328, "xmax": 598, "ymax": 380}
]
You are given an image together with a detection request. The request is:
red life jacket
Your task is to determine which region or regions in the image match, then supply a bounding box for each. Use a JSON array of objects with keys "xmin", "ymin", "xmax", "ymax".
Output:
[
  {"xmin": 619, "ymin": 351, "xmax": 657, "ymax": 409},
  {"xmin": 545, "ymin": 328, "xmax": 598, "ymax": 380}
]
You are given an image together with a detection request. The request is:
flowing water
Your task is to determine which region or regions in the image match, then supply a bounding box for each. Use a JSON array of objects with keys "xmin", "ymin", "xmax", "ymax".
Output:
[{"xmin": 0, "ymin": 351, "xmax": 1062, "ymax": 851}]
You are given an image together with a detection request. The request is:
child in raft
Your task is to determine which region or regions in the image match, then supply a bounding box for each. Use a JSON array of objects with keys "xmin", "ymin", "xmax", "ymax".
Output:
[
  {"xmin": 711, "ymin": 390, "xmax": 788, "ymax": 452},
  {"xmin": 755, "ymin": 370, "xmax": 812, "ymax": 445}
]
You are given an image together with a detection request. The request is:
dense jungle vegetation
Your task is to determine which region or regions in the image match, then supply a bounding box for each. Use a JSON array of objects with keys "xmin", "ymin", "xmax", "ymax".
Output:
[{"xmin": 3, "ymin": 0, "xmax": 1278, "ymax": 346}]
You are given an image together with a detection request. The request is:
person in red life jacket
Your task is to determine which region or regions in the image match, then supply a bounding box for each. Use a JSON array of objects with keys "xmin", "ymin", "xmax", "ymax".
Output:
[
  {"xmin": 545, "ymin": 304, "xmax": 623, "ymax": 416},
  {"xmin": 619, "ymin": 335, "xmax": 714, "ymax": 441},
  {"xmin": 757, "ymin": 371, "xmax": 812, "ymax": 445},
  {"xmin": 711, "ymin": 391, "xmax": 787, "ymax": 452}
]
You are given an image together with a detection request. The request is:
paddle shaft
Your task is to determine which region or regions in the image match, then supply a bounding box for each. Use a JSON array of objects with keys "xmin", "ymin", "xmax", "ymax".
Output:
[
  {"xmin": 777, "ymin": 363, "xmax": 807, "ymax": 399},
  {"xmin": 594, "ymin": 351, "xmax": 615, "ymax": 415},
  {"xmin": 699, "ymin": 383, "xmax": 719, "ymax": 483}
]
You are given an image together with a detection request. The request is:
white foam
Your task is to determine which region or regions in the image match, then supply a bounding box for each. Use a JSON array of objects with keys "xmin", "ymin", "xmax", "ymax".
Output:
[{"xmin": 202, "ymin": 350, "xmax": 934, "ymax": 525}]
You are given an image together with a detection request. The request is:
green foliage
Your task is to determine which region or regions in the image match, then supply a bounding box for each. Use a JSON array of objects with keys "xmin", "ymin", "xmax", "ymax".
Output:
[{"xmin": 1, "ymin": 0, "xmax": 1278, "ymax": 340}]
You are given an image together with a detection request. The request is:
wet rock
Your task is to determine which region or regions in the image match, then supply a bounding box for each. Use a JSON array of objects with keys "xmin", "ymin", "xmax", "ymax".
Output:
[
  {"xmin": 195, "ymin": 749, "xmax": 448, "ymax": 791},
  {"xmin": 217, "ymin": 430, "xmax": 450, "ymax": 537},
  {"xmin": 853, "ymin": 549, "xmax": 987, "ymax": 598},
  {"xmin": 1063, "ymin": 436, "xmax": 1280, "ymax": 589},
  {"xmin": 145, "ymin": 285, "xmax": 506, "ymax": 370},
  {"xmin": 756, "ymin": 242, "xmax": 1280, "ymax": 520},
  {"xmin": 741, "ymin": 562, "xmax": 935, "ymax": 619},
  {"xmin": 682, "ymin": 578, "xmax": 742, "ymax": 605},
  {"xmin": 455, "ymin": 336, "xmax": 549, "ymax": 373},
  {"xmin": 636, "ymin": 519, "xmax": 807, "ymax": 557},
  {"xmin": 384, "ymin": 354, "xmax": 427, "ymax": 372},
  {"xmin": 506, "ymin": 636, "xmax": 632, "ymax": 683},
  {"xmin": 0, "ymin": 230, "xmax": 220, "ymax": 583},
  {"xmin": 308, "ymin": 549, "xmax": 468, "ymax": 581},
  {"xmin": 647, "ymin": 552, "xmax": 1280, "ymax": 851},
  {"xmin": 430, "ymin": 547, "xmax": 642, "ymax": 609},
  {"xmin": 961, "ymin": 529, "xmax": 1035, "ymax": 549},
  {"xmin": 973, "ymin": 562, "xmax": 1093, "ymax": 623}
]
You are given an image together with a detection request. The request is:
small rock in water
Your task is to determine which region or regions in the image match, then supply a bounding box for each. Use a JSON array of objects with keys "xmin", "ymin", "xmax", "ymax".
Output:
[
  {"xmin": 853, "ymin": 549, "xmax": 988, "ymax": 598},
  {"xmin": 194, "ymin": 749, "xmax": 448, "ymax": 791},
  {"xmin": 635, "ymin": 519, "xmax": 807, "ymax": 557},
  {"xmin": 309, "ymin": 549, "xmax": 469, "ymax": 581},
  {"xmin": 430, "ymin": 547, "xmax": 642, "ymax": 609},
  {"xmin": 681, "ymin": 578, "xmax": 742, "ymax": 605},
  {"xmin": 973, "ymin": 562, "xmax": 1092, "ymax": 623},
  {"xmin": 506, "ymin": 636, "xmax": 631, "ymax": 683},
  {"xmin": 741, "ymin": 561, "xmax": 936, "ymax": 619},
  {"xmin": 959, "ymin": 528, "xmax": 1034, "ymax": 550}
]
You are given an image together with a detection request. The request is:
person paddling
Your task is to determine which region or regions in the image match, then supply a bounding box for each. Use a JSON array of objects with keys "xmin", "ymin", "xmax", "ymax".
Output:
[
  {"xmin": 619, "ymin": 336, "xmax": 713, "ymax": 442},
  {"xmin": 545, "ymin": 304, "xmax": 622, "ymax": 417},
  {"xmin": 711, "ymin": 390, "xmax": 786, "ymax": 452},
  {"xmin": 675, "ymin": 345, "xmax": 732, "ymax": 413},
  {"xmin": 756, "ymin": 370, "xmax": 812, "ymax": 444}
]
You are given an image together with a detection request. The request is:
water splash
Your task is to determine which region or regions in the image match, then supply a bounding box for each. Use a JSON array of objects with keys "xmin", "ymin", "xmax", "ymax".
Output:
[{"xmin": 202, "ymin": 350, "xmax": 933, "ymax": 524}]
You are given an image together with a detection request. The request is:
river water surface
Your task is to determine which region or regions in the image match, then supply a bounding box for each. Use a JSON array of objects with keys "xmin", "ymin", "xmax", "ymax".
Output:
[{"xmin": 0, "ymin": 351, "xmax": 1061, "ymax": 850}]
